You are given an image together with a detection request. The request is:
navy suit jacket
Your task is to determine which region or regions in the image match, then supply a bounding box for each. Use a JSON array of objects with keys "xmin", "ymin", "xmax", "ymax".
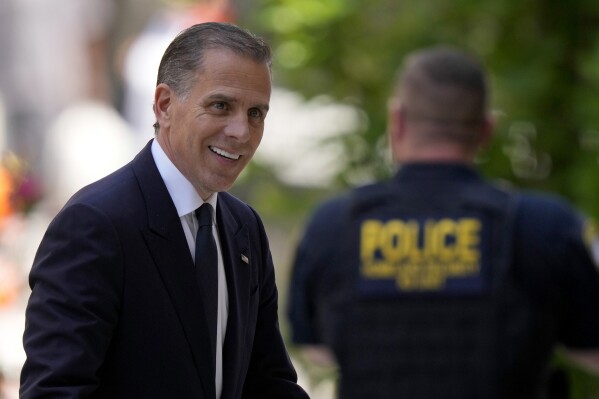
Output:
[{"xmin": 20, "ymin": 141, "xmax": 308, "ymax": 399}]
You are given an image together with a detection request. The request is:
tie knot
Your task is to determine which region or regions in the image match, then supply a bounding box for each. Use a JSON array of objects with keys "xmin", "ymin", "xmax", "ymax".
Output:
[{"xmin": 196, "ymin": 203, "xmax": 213, "ymax": 227}]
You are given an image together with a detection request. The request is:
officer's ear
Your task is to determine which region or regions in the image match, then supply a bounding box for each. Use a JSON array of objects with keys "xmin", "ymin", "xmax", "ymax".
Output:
[
  {"xmin": 387, "ymin": 98, "xmax": 406, "ymax": 142},
  {"xmin": 387, "ymin": 97, "xmax": 406, "ymax": 162},
  {"xmin": 476, "ymin": 112, "xmax": 496, "ymax": 151}
]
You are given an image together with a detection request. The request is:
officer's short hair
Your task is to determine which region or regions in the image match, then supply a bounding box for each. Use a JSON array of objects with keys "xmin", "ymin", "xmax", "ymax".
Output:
[{"xmin": 395, "ymin": 46, "xmax": 489, "ymax": 144}]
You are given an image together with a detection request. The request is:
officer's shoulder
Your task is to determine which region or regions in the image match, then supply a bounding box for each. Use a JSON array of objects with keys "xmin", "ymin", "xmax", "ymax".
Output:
[
  {"xmin": 517, "ymin": 190, "xmax": 599, "ymax": 268},
  {"xmin": 303, "ymin": 183, "xmax": 381, "ymax": 229},
  {"xmin": 516, "ymin": 190, "xmax": 579, "ymax": 220},
  {"xmin": 309, "ymin": 191, "xmax": 354, "ymax": 222},
  {"xmin": 311, "ymin": 181, "xmax": 384, "ymax": 215},
  {"xmin": 510, "ymin": 189, "xmax": 587, "ymax": 243}
]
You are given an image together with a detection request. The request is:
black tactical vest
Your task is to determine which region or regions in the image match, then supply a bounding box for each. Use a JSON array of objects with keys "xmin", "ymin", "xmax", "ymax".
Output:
[{"xmin": 314, "ymin": 177, "xmax": 549, "ymax": 399}]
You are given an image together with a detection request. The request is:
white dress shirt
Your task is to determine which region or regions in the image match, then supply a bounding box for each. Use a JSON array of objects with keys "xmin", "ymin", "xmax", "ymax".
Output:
[{"xmin": 151, "ymin": 140, "xmax": 228, "ymax": 398}]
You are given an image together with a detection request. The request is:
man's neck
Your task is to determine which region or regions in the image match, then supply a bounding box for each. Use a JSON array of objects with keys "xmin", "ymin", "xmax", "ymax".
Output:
[{"xmin": 395, "ymin": 148, "xmax": 475, "ymax": 164}]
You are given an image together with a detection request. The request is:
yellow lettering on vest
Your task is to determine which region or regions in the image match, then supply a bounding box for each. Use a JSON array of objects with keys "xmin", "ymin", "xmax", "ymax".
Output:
[
  {"xmin": 457, "ymin": 218, "xmax": 481, "ymax": 263},
  {"xmin": 407, "ymin": 220, "xmax": 423, "ymax": 261},
  {"xmin": 380, "ymin": 220, "xmax": 409, "ymax": 262},
  {"xmin": 360, "ymin": 217, "xmax": 483, "ymax": 290},
  {"xmin": 361, "ymin": 220, "xmax": 383, "ymax": 266},
  {"xmin": 425, "ymin": 219, "xmax": 438, "ymax": 259},
  {"xmin": 436, "ymin": 218, "xmax": 457, "ymax": 262}
]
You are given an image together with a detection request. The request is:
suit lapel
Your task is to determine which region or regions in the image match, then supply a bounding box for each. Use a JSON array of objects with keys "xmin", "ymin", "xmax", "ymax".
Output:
[
  {"xmin": 132, "ymin": 141, "xmax": 215, "ymax": 399},
  {"xmin": 216, "ymin": 197, "xmax": 251, "ymax": 399}
]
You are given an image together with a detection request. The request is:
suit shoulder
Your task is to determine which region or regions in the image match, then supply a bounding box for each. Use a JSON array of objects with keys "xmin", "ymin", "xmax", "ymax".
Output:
[
  {"xmin": 219, "ymin": 191, "xmax": 254, "ymax": 215},
  {"xmin": 218, "ymin": 191, "xmax": 267, "ymax": 231},
  {"xmin": 76, "ymin": 161, "xmax": 134, "ymax": 196},
  {"xmin": 61, "ymin": 163, "xmax": 140, "ymax": 218}
]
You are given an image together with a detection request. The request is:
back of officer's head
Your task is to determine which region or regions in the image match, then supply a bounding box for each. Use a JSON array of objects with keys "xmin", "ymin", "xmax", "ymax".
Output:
[{"xmin": 392, "ymin": 46, "xmax": 490, "ymax": 150}]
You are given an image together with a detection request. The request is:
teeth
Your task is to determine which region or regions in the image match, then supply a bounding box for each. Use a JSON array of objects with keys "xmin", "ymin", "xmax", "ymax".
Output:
[{"xmin": 210, "ymin": 146, "xmax": 240, "ymax": 160}]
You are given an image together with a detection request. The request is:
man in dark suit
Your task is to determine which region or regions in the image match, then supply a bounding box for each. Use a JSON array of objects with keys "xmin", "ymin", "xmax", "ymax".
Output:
[{"xmin": 20, "ymin": 22, "xmax": 310, "ymax": 399}]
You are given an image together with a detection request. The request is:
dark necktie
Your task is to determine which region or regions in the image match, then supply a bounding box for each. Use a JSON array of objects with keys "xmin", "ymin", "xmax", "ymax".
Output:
[{"xmin": 195, "ymin": 203, "xmax": 218, "ymax": 369}]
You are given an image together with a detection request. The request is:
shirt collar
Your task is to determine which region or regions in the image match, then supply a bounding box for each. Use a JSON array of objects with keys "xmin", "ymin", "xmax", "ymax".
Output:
[
  {"xmin": 393, "ymin": 162, "xmax": 481, "ymax": 182},
  {"xmin": 151, "ymin": 139, "xmax": 218, "ymax": 217}
]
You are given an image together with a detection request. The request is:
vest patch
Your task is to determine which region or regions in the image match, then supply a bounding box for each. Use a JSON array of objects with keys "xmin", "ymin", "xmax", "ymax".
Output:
[{"xmin": 358, "ymin": 214, "xmax": 490, "ymax": 296}]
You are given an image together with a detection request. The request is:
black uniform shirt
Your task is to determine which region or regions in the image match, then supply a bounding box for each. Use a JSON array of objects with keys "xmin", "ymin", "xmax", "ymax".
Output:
[{"xmin": 288, "ymin": 163, "xmax": 599, "ymax": 349}]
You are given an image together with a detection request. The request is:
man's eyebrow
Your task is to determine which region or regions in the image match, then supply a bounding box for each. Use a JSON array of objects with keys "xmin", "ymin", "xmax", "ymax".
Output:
[
  {"xmin": 205, "ymin": 93, "xmax": 269, "ymax": 112},
  {"xmin": 205, "ymin": 93, "xmax": 236, "ymax": 103},
  {"xmin": 255, "ymin": 103, "xmax": 270, "ymax": 112}
]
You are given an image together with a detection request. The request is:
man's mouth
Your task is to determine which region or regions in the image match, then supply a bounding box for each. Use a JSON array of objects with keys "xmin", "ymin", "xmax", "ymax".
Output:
[{"xmin": 209, "ymin": 146, "xmax": 240, "ymax": 160}]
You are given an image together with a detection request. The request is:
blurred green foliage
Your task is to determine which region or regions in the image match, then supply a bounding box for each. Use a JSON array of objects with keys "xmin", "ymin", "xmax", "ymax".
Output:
[
  {"xmin": 241, "ymin": 0, "xmax": 599, "ymax": 218},
  {"xmin": 236, "ymin": 0, "xmax": 599, "ymax": 397}
]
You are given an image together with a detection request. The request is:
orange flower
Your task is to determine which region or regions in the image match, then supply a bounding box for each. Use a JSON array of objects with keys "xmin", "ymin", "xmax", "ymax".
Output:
[{"xmin": 0, "ymin": 166, "xmax": 14, "ymax": 228}]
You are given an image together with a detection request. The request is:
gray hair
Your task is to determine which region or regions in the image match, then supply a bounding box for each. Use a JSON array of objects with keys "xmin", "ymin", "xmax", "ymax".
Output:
[{"xmin": 153, "ymin": 22, "xmax": 272, "ymax": 131}]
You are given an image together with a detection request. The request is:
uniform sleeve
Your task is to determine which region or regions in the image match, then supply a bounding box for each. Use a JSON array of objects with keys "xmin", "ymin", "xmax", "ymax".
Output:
[
  {"xmin": 287, "ymin": 224, "xmax": 321, "ymax": 345},
  {"xmin": 287, "ymin": 197, "xmax": 349, "ymax": 345},
  {"xmin": 559, "ymin": 214, "xmax": 599, "ymax": 349},
  {"xmin": 20, "ymin": 203, "xmax": 123, "ymax": 399}
]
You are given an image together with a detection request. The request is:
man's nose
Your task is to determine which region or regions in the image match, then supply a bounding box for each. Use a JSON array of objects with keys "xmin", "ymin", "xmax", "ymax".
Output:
[{"xmin": 224, "ymin": 113, "xmax": 250, "ymax": 142}]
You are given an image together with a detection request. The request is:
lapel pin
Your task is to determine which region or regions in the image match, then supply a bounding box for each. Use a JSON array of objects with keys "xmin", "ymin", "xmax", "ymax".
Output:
[{"xmin": 241, "ymin": 254, "xmax": 249, "ymax": 264}]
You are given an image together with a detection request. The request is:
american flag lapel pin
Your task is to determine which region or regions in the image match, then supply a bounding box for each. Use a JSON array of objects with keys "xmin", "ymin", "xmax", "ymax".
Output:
[{"xmin": 241, "ymin": 254, "xmax": 249, "ymax": 264}]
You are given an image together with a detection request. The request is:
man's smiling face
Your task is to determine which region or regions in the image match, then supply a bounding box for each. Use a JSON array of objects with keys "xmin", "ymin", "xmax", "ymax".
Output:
[{"xmin": 155, "ymin": 48, "xmax": 271, "ymax": 200}]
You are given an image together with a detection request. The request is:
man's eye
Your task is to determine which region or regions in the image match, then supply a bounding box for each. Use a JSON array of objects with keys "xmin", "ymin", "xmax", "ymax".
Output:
[
  {"xmin": 248, "ymin": 108, "xmax": 263, "ymax": 119},
  {"xmin": 212, "ymin": 102, "xmax": 227, "ymax": 110}
]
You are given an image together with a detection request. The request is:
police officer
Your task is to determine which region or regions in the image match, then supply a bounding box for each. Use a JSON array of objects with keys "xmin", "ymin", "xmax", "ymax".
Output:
[{"xmin": 287, "ymin": 46, "xmax": 599, "ymax": 398}]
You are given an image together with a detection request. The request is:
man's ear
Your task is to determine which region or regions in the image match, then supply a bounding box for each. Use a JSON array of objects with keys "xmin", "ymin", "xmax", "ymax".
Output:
[{"xmin": 154, "ymin": 83, "xmax": 173, "ymax": 129}]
